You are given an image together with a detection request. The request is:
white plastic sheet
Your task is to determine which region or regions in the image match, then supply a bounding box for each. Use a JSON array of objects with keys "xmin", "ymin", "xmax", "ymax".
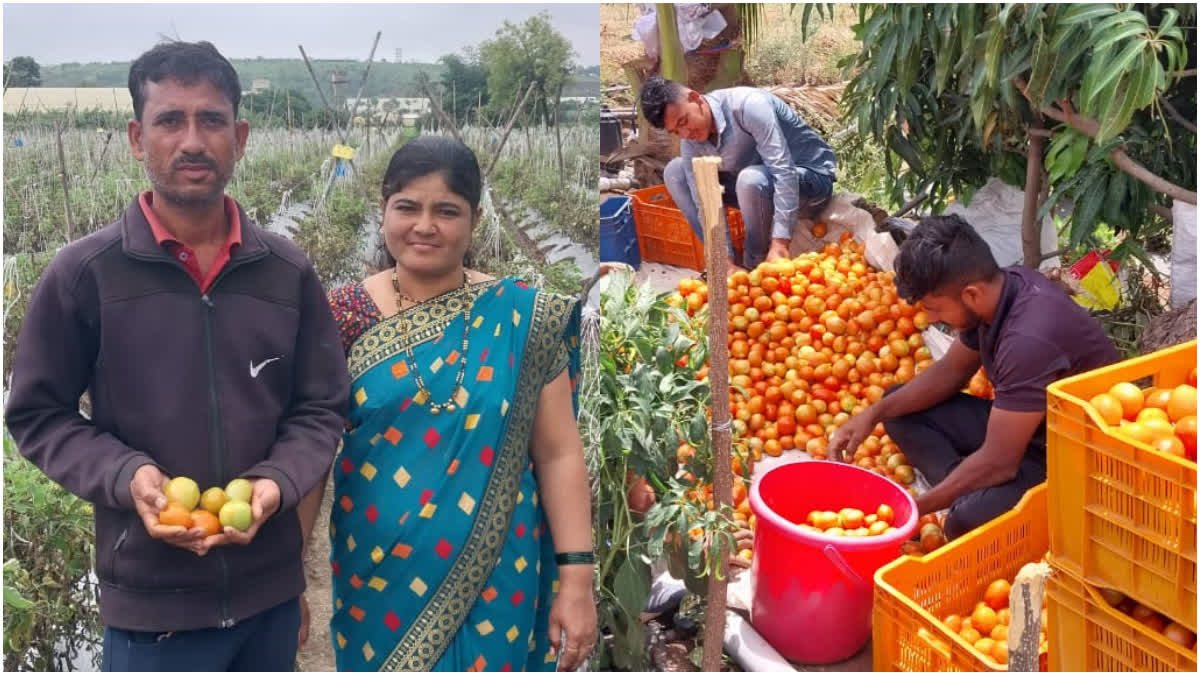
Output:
[
  {"xmin": 1171, "ymin": 201, "xmax": 1196, "ymax": 309},
  {"xmin": 943, "ymin": 177, "xmax": 1060, "ymax": 270},
  {"xmin": 631, "ymin": 3, "xmax": 727, "ymax": 59}
]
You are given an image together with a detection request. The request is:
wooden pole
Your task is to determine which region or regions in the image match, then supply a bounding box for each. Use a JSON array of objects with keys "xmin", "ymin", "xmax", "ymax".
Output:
[
  {"xmin": 554, "ymin": 78, "xmax": 565, "ymax": 188},
  {"xmin": 298, "ymin": 45, "xmax": 347, "ymax": 145},
  {"xmin": 342, "ymin": 31, "xmax": 383, "ymax": 141},
  {"xmin": 484, "ymin": 81, "xmax": 537, "ymax": 180},
  {"xmin": 55, "ymin": 120, "xmax": 75, "ymax": 241},
  {"xmin": 1020, "ymin": 115, "xmax": 1045, "ymax": 268},
  {"xmin": 691, "ymin": 156, "xmax": 732, "ymax": 673},
  {"xmin": 418, "ymin": 74, "xmax": 465, "ymax": 145}
]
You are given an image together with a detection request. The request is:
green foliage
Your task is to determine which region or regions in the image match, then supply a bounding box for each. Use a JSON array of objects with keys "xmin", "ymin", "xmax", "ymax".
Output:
[
  {"xmin": 4, "ymin": 56, "xmax": 42, "ymax": 87},
  {"xmin": 480, "ymin": 12, "xmax": 576, "ymax": 127},
  {"xmin": 487, "ymin": 126, "xmax": 599, "ymax": 249},
  {"xmin": 841, "ymin": 3, "xmax": 1195, "ymax": 254},
  {"xmin": 241, "ymin": 88, "xmax": 318, "ymax": 128},
  {"xmin": 3, "ymin": 252, "xmax": 55, "ymax": 387},
  {"xmin": 579, "ymin": 273, "xmax": 710, "ymax": 671},
  {"xmin": 293, "ymin": 187, "xmax": 369, "ymax": 289},
  {"xmin": 2, "ymin": 432, "xmax": 101, "ymax": 672},
  {"xmin": 439, "ymin": 51, "xmax": 490, "ymax": 126},
  {"xmin": 830, "ymin": 131, "xmax": 899, "ymax": 211}
]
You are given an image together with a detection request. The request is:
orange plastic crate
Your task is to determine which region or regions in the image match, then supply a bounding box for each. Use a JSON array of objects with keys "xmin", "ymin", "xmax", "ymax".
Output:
[
  {"xmin": 1046, "ymin": 561, "xmax": 1197, "ymax": 671},
  {"xmin": 629, "ymin": 185, "xmax": 745, "ymax": 271},
  {"xmin": 1046, "ymin": 339, "xmax": 1197, "ymax": 631},
  {"xmin": 873, "ymin": 484, "xmax": 1049, "ymax": 672}
]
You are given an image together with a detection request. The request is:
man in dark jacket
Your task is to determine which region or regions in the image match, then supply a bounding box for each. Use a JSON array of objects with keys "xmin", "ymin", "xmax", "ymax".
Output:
[{"xmin": 4, "ymin": 41, "xmax": 349, "ymax": 671}]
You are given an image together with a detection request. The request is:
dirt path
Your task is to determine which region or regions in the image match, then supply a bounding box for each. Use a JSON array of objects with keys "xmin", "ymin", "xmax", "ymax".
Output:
[{"xmin": 297, "ymin": 474, "xmax": 335, "ymax": 673}]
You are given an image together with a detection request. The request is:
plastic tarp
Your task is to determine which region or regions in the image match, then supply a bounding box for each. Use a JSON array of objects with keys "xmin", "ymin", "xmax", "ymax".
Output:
[
  {"xmin": 1171, "ymin": 201, "xmax": 1197, "ymax": 309},
  {"xmin": 943, "ymin": 177, "xmax": 1061, "ymax": 270},
  {"xmin": 632, "ymin": 3, "xmax": 727, "ymax": 59}
]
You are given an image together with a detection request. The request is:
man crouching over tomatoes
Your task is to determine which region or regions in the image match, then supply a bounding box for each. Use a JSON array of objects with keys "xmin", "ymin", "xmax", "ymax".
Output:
[{"xmin": 828, "ymin": 215, "xmax": 1118, "ymax": 539}]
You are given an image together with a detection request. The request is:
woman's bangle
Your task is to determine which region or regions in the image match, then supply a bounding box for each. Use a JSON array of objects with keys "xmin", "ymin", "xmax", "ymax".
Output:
[{"xmin": 555, "ymin": 551, "xmax": 595, "ymax": 566}]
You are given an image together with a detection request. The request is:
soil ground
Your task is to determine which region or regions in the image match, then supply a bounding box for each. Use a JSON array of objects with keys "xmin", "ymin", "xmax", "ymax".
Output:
[{"xmin": 296, "ymin": 475, "xmax": 335, "ymax": 673}]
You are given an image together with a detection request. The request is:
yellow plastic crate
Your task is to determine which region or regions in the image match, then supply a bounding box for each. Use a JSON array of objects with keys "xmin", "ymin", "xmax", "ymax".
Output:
[
  {"xmin": 1046, "ymin": 561, "xmax": 1197, "ymax": 671},
  {"xmin": 1046, "ymin": 339, "xmax": 1197, "ymax": 631},
  {"xmin": 873, "ymin": 484, "xmax": 1048, "ymax": 672}
]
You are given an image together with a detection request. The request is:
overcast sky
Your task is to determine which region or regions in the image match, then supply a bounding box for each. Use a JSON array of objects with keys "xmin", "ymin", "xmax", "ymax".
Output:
[{"xmin": 2, "ymin": 2, "xmax": 600, "ymax": 65}]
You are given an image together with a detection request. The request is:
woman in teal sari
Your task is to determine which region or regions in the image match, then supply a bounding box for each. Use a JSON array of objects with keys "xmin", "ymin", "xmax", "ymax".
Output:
[{"xmin": 314, "ymin": 136, "xmax": 596, "ymax": 671}]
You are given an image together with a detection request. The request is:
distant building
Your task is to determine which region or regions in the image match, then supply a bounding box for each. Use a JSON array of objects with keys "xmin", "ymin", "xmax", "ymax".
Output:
[
  {"xmin": 344, "ymin": 96, "xmax": 431, "ymax": 116},
  {"xmin": 251, "ymin": 78, "xmax": 271, "ymax": 92},
  {"xmin": 3, "ymin": 87, "xmax": 133, "ymax": 113}
]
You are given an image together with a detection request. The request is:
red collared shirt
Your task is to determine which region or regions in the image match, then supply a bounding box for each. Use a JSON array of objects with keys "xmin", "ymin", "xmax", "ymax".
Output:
[{"xmin": 138, "ymin": 191, "xmax": 242, "ymax": 293}]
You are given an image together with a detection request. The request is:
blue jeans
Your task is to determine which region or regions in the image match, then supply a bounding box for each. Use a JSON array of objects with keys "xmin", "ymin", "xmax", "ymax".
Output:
[
  {"xmin": 664, "ymin": 158, "xmax": 834, "ymax": 269},
  {"xmin": 101, "ymin": 596, "xmax": 300, "ymax": 672}
]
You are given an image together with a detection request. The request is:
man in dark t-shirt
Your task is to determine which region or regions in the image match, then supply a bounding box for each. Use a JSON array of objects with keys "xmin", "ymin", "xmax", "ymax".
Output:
[{"xmin": 829, "ymin": 214, "xmax": 1119, "ymax": 539}]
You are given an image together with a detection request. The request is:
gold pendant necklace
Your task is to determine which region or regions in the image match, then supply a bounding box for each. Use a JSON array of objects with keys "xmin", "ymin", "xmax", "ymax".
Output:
[{"xmin": 392, "ymin": 268, "xmax": 472, "ymax": 415}]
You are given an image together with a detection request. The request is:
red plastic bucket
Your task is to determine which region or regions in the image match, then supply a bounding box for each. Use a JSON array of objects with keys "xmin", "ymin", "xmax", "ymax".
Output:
[{"xmin": 748, "ymin": 461, "xmax": 918, "ymax": 664}]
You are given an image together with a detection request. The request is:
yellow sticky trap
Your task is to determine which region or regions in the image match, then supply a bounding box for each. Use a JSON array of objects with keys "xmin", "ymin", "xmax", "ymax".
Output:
[{"xmin": 332, "ymin": 144, "xmax": 356, "ymax": 160}]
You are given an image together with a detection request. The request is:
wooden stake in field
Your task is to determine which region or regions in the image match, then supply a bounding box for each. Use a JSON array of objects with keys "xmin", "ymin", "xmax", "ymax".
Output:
[
  {"xmin": 54, "ymin": 119, "xmax": 75, "ymax": 242},
  {"xmin": 691, "ymin": 155, "xmax": 733, "ymax": 672}
]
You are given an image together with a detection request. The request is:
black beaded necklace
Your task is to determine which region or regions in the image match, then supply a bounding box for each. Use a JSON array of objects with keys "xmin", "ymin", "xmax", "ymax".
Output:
[{"xmin": 391, "ymin": 268, "xmax": 472, "ymax": 415}]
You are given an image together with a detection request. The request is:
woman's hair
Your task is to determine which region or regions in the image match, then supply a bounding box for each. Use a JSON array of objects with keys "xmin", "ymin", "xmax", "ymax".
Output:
[
  {"xmin": 376, "ymin": 135, "xmax": 482, "ymax": 269},
  {"xmin": 894, "ymin": 214, "xmax": 1000, "ymax": 302}
]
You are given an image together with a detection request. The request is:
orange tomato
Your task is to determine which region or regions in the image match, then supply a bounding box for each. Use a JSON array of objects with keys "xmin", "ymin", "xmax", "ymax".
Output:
[
  {"xmin": 971, "ymin": 605, "xmax": 999, "ymax": 636},
  {"xmin": 1167, "ymin": 385, "xmax": 1196, "ymax": 423},
  {"xmin": 158, "ymin": 503, "xmax": 194, "ymax": 529},
  {"xmin": 1109, "ymin": 382, "xmax": 1145, "ymax": 420},
  {"xmin": 1089, "ymin": 393, "xmax": 1125, "ymax": 426},
  {"xmin": 1144, "ymin": 387, "xmax": 1173, "ymax": 412},
  {"xmin": 1175, "ymin": 415, "xmax": 1197, "ymax": 459},
  {"xmin": 191, "ymin": 509, "xmax": 222, "ymax": 536},
  {"xmin": 984, "ymin": 579, "xmax": 1011, "ymax": 610}
]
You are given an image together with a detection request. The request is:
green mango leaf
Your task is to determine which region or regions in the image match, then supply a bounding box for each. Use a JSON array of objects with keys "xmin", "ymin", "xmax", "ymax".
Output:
[
  {"xmin": 1092, "ymin": 21, "xmax": 1150, "ymax": 54},
  {"xmin": 960, "ymin": 4, "xmax": 978, "ymax": 53},
  {"xmin": 1089, "ymin": 10, "xmax": 1146, "ymax": 42},
  {"xmin": 1071, "ymin": 172, "xmax": 1109, "ymax": 248},
  {"xmin": 1103, "ymin": 170, "xmax": 1128, "ymax": 226},
  {"xmin": 984, "ymin": 18, "xmax": 1007, "ymax": 89},
  {"xmin": 1059, "ymin": 3, "xmax": 1118, "ymax": 26},
  {"xmin": 1096, "ymin": 74, "xmax": 1138, "ymax": 143},
  {"xmin": 1087, "ymin": 38, "xmax": 1147, "ymax": 109},
  {"xmin": 1158, "ymin": 8, "xmax": 1180, "ymax": 36}
]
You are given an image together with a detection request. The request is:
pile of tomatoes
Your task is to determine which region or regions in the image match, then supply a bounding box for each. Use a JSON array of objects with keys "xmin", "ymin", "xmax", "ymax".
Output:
[
  {"xmin": 797, "ymin": 503, "xmax": 899, "ymax": 537},
  {"xmin": 669, "ymin": 234, "xmax": 937, "ymax": 495},
  {"xmin": 1088, "ymin": 374, "xmax": 1197, "ymax": 461}
]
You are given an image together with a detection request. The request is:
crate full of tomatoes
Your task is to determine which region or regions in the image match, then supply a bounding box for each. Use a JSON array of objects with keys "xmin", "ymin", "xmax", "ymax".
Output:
[{"xmin": 1046, "ymin": 339, "xmax": 1197, "ymax": 632}]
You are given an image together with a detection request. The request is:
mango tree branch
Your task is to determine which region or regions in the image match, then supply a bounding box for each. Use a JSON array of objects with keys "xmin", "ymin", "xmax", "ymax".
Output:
[
  {"xmin": 1161, "ymin": 99, "xmax": 1197, "ymax": 134},
  {"xmin": 1014, "ymin": 78, "xmax": 1197, "ymax": 205}
]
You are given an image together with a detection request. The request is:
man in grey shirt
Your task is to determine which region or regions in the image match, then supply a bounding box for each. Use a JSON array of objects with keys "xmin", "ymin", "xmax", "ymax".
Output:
[{"xmin": 639, "ymin": 75, "xmax": 837, "ymax": 270}]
